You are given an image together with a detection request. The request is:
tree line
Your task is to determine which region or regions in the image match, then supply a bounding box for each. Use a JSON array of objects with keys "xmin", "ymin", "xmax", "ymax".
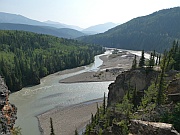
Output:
[{"xmin": 0, "ymin": 30, "xmax": 104, "ymax": 92}]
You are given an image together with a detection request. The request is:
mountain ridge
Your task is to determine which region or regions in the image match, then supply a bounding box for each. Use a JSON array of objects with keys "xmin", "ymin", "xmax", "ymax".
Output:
[
  {"xmin": 79, "ymin": 7, "xmax": 180, "ymax": 52},
  {"xmin": 0, "ymin": 12, "xmax": 82, "ymax": 31},
  {"xmin": 0, "ymin": 23, "xmax": 86, "ymax": 39},
  {"xmin": 82, "ymin": 22, "xmax": 117, "ymax": 34}
]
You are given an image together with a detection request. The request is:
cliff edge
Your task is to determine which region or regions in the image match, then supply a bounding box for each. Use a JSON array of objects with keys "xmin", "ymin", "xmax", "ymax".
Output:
[{"xmin": 0, "ymin": 76, "xmax": 17, "ymax": 134}]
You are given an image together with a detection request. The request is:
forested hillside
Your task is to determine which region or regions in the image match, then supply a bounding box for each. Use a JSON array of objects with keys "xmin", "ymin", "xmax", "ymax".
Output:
[
  {"xmin": 0, "ymin": 30, "xmax": 104, "ymax": 92},
  {"xmin": 79, "ymin": 7, "xmax": 180, "ymax": 52}
]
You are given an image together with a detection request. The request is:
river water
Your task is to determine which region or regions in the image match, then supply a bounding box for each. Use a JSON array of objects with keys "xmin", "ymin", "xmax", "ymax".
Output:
[
  {"xmin": 9, "ymin": 49, "xmax": 149, "ymax": 135},
  {"xmin": 9, "ymin": 51, "xmax": 112, "ymax": 135}
]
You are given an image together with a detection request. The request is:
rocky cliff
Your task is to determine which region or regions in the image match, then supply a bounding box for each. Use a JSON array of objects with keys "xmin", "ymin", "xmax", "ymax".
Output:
[
  {"xmin": 0, "ymin": 76, "xmax": 17, "ymax": 134},
  {"xmin": 130, "ymin": 120, "xmax": 180, "ymax": 135},
  {"xmin": 107, "ymin": 69, "xmax": 159, "ymax": 106}
]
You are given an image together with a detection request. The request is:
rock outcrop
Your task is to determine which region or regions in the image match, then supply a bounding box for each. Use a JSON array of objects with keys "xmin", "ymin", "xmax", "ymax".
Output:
[
  {"xmin": 168, "ymin": 78, "xmax": 180, "ymax": 94},
  {"xmin": 0, "ymin": 76, "xmax": 17, "ymax": 134},
  {"xmin": 167, "ymin": 77, "xmax": 180, "ymax": 103},
  {"xmin": 130, "ymin": 120, "xmax": 180, "ymax": 135},
  {"xmin": 108, "ymin": 69, "xmax": 159, "ymax": 106}
]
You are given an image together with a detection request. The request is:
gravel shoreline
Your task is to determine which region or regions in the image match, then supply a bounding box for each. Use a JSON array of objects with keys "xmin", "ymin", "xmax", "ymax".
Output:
[{"xmin": 37, "ymin": 99, "xmax": 103, "ymax": 135}]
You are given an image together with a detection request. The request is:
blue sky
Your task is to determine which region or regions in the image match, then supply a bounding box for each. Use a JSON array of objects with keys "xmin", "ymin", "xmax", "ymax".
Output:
[{"xmin": 0, "ymin": 0, "xmax": 180, "ymax": 28}]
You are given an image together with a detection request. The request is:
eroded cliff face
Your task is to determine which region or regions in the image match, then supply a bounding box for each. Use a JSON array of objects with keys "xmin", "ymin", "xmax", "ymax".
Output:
[
  {"xmin": 167, "ymin": 76, "xmax": 180, "ymax": 103},
  {"xmin": 0, "ymin": 76, "xmax": 17, "ymax": 134},
  {"xmin": 107, "ymin": 69, "xmax": 159, "ymax": 106}
]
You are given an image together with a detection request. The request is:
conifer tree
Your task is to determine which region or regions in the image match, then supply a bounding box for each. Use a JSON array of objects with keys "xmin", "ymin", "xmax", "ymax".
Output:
[
  {"xmin": 155, "ymin": 54, "xmax": 159, "ymax": 65},
  {"xmin": 75, "ymin": 128, "xmax": 78, "ymax": 135},
  {"xmin": 131, "ymin": 55, "xmax": 137, "ymax": 69},
  {"xmin": 91, "ymin": 113, "xmax": 94, "ymax": 123},
  {"xmin": 158, "ymin": 54, "xmax": 161, "ymax": 65},
  {"xmin": 157, "ymin": 51, "xmax": 167, "ymax": 105},
  {"xmin": 139, "ymin": 50, "xmax": 145, "ymax": 68},
  {"xmin": 50, "ymin": 117, "xmax": 55, "ymax": 135},
  {"xmin": 103, "ymin": 92, "xmax": 106, "ymax": 115},
  {"xmin": 96, "ymin": 103, "xmax": 99, "ymax": 124},
  {"xmin": 132, "ymin": 86, "xmax": 138, "ymax": 110},
  {"xmin": 148, "ymin": 53, "xmax": 154, "ymax": 68}
]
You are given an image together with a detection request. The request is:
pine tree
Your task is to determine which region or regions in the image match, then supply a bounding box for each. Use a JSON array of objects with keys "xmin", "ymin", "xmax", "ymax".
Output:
[
  {"xmin": 103, "ymin": 92, "xmax": 106, "ymax": 115},
  {"xmin": 96, "ymin": 103, "xmax": 99, "ymax": 124},
  {"xmin": 148, "ymin": 53, "xmax": 154, "ymax": 68},
  {"xmin": 132, "ymin": 86, "xmax": 138, "ymax": 110},
  {"xmin": 139, "ymin": 50, "xmax": 145, "ymax": 68},
  {"xmin": 91, "ymin": 113, "xmax": 94, "ymax": 123},
  {"xmin": 131, "ymin": 55, "xmax": 137, "ymax": 69},
  {"xmin": 157, "ymin": 51, "xmax": 167, "ymax": 106},
  {"xmin": 158, "ymin": 54, "xmax": 161, "ymax": 65},
  {"xmin": 155, "ymin": 54, "xmax": 159, "ymax": 65},
  {"xmin": 50, "ymin": 117, "xmax": 55, "ymax": 135},
  {"xmin": 75, "ymin": 128, "xmax": 78, "ymax": 135}
]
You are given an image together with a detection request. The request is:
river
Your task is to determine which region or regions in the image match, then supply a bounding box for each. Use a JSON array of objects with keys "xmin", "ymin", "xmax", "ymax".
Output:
[
  {"xmin": 9, "ymin": 51, "xmax": 112, "ymax": 135},
  {"xmin": 9, "ymin": 49, "xmax": 149, "ymax": 135}
]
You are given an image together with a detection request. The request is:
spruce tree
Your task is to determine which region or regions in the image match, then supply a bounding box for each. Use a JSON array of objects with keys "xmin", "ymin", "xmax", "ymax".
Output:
[
  {"xmin": 50, "ymin": 117, "xmax": 55, "ymax": 135},
  {"xmin": 91, "ymin": 113, "xmax": 94, "ymax": 123},
  {"xmin": 155, "ymin": 54, "xmax": 159, "ymax": 65},
  {"xmin": 96, "ymin": 103, "xmax": 99, "ymax": 124},
  {"xmin": 132, "ymin": 86, "xmax": 138, "ymax": 110},
  {"xmin": 148, "ymin": 53, "xmax": 154, "ymax": 68},
  {"xmin": 157, "ymin": 51, "xmax": 167, "ymax": 106},
  {"xmin": 139, "ymin": 50, "xmax": 145, "ymax": 68},
  {"xmin": 75, "ymin": 128, "xmax": 78, "ymax": 135},
  {"xmin": 103, "ymin": 92, "xmax": 106, "ymax": 115},
  {"xmin": 131, "ymin": 55, "xmax": 137, "ymax": 69}
]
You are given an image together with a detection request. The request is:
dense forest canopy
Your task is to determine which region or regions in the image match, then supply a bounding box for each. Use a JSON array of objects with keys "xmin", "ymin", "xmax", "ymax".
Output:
[
  {"xmin": 0, "ymin": 30, "xmax": 104, "ymax": 92},
  {"xmin": 79, "ymin": 7, "xmax": 180, "ymax": 52}
]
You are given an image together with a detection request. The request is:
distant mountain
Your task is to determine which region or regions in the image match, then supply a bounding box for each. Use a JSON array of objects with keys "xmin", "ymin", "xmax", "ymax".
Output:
[
  {"xmin": 79, "ymin": 7, "xmax": 180, "ymax": 52},
  {"xmin": 0, "ymin": 23, "xmax": 86, "ymax": 39},
  {"xmin": 43, "ymin": 20, "xmax": 83, "ymax": 31},
  {"xmin": 0, "ymin": 12, "xmax": 47, "ymax": 26},
  {"xmin": 0, "ymin": 12, "xmax": 82, "ymax": 31},
  {"xmin": 82, "ymin": 22, "xmax": 117, "ymax": 34}
]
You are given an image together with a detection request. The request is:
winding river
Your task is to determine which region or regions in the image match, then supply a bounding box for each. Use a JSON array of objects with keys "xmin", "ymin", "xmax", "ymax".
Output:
[
  {"xmin": 9, "ymin": 51, "xmax": 112, "ymax": 135},
  {"xmin": 9, "ymin": 49, "xmax": 149, "ymax": 135}
]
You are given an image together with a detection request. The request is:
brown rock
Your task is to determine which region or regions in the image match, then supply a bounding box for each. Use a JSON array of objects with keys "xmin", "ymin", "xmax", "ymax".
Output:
[
  {"xmin": 107, "ymin": 69, "xmax": 159, "ymax": 106},
  {"xmin": 167, "ymin": 78, "xmax": 180, "ymax": 94},
  {"xmin": 130, "ymin": 120, "xmax": 180, "ymax": 135}
]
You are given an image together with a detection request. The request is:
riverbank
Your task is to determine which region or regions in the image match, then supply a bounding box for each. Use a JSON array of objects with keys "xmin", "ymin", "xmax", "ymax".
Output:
[{"xmin": 37, "ymin": 99, "xmax": 103, "ymax": 135}]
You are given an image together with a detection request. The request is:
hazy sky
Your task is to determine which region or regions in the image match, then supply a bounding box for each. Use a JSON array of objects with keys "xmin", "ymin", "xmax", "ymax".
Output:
[{"xmin": 0, "ymin": 0, "xmax": 180, "ymax": 28}]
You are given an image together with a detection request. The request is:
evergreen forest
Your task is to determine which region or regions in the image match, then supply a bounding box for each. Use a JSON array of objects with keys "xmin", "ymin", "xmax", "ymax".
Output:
[{"xmin": 0, "ymin": 30, "xmax": 104, "ymax": 92}]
